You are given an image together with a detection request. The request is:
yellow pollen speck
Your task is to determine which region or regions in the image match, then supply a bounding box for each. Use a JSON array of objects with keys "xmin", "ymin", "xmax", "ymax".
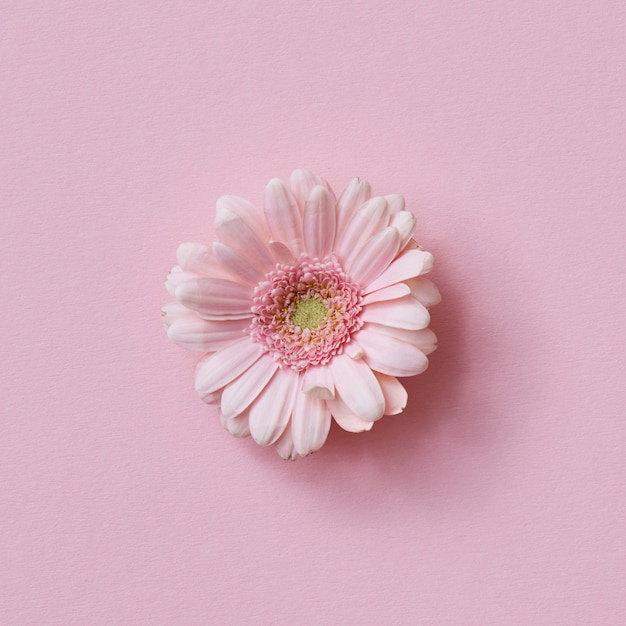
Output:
[{"xmin": 291, "ymin": 298, "xmax": 328, "ymax": 331}]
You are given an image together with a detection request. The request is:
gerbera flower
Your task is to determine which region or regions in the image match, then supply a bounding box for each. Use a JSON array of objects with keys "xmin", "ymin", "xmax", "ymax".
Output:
[{"xmin": 163, "ymin": 169, "xmax": 440, "ymax": 459}]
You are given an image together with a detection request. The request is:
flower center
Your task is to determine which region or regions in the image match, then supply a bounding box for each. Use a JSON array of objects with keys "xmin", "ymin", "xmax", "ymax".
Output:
[
  {"xmin": 249, "ymin": 256, "xmax": 363, "ymax": 371},
  {"xmin": 290, "ymin": 297, "xmax": 328, "ymax": 331}
]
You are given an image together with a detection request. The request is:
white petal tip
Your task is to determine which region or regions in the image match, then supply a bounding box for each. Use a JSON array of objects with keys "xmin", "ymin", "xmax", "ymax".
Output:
[{"xmin": 422, "ymin": 252, "xmax": 434, "ymax": 274}]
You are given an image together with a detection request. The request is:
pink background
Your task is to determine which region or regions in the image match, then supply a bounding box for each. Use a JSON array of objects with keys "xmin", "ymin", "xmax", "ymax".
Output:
[{"xmin": 2, "ymin": 2, "xmax": 626, "ymax": 624}]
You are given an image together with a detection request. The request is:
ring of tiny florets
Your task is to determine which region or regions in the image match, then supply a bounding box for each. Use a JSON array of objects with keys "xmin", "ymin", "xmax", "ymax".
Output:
[{"xmin": 248, "ymin": 255, "xmax": 363, "ymax": 371}]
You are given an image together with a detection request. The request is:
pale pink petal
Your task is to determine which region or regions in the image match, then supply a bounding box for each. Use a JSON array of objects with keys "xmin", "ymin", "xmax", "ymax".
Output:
[
  {"xmin": 194, "ymin": 338, "xmax": 263, "ymax": 399},
  {"xmin": 363, "ymin": 322, "xmax": 438, "ymax": 355},
  {"xmin": 361, "ymin": 295, "xmax": 430, "ymax": 330},
  {"xmin": 212, "ymin": 242, "xmax": 265, "ymax": 285},
  {"xmin": 329, "ymin": 354, "xmax": 385, "ymax": 421},
  {"xmin": 319, "ymin": 177, "xmax": 337, "ymax": 203},
  {"xmin": 202, "ymin": 390, "xmax": 221, "ymax": 405},
  {"xmin": 165, "ymin": 266, "xmax": 200, "ymax": 297},
  {"xmin": 268, "ymin": 240, "xmax": 296, "ymax": 265},
  {"xmin": 197, "ymin": 311, "xmax": 254, "ymax": 321},
  {"xmin": 336, "ymin": 177, "xmax": 371, "ymax": 235},
  {"xmin": 274, "ymin": 423, "xmax": 300, "ymax": 460},
  {"xmin": 362, "ymin": 249, "xmax": 434, "ymax": 294},
  {"xmin": 406, "ymin": 276, "xmax": 442, "ymax": 308},
  {"xmin": 291, "ymin": 387, "xmax": 331, "ymax": 456},
  {"xmin": 390, "ymin": 211, "xmax": 417, "ymax": 250},
  {"xmin": 175, "ymin": 278, "xmax": 252, "ymax": 316},
  {"xmin": 375, "ymin": 372, "xmax": 408, "ymax": 415},
  {"xmin": 302, "ymin": 364, "xmax": 335, "ymax": 399},
  {"xmin": 215, "ymin": 207, "xmax": 274, "ymax": 270},
  {"xmin": 347, "ymin": 226, "xmax": 400, "ymax": 286},
  {"xmin": 167, "ymin": 317, "xmax": 248, "ymax": 352},
  {"xmin": 220, "ymin": 410, "xmax": 251, "ymax": 438},
  {"xmin": 216, "ymin": 195, "xmax": 269, "ymax": 240},
  {"xmin": 327, "ymin": 395, "xmax": 374, "ymax": 432},
  {"xmin": 344, "ymin": 338, "xmax": 364, "ymax": 360},
  {"xmin": 221, "ymin": 355, "xmax": 279, "ymax": 419},
  {"xmin": 249, "ymin": 367, "xmax": 299, "ymax": 446},
  {"xmin": 264, "ymin": 178, "xmax": 304, "ymax": 256},
  {"xmin": 358, "ymin": 327, "xmax": 429, "ymax": 377},
  {"xmin": 384, "ymin": 194, "xmax": 405, "ymax": 215},
  {"xmin": 361, "ymin": 283, "xmax": 411, "ymax": 306},
  {"xmin": 337, "ymin": 197, "xmax": 388, "ymax": 265},
  {"xmin": 290, "ymin": 168, "xmax": 327, "ymax": 212},
  {"xmin": 176, "ymin": 243, "xmax": 215, "ymax": 275},
  {"xmin": 161, "ymin": 302, "xmax": 194, "ymax": 327},
  {"xmin": 303, "ymin": 185, "xmax": 336, "ymax": 259}
]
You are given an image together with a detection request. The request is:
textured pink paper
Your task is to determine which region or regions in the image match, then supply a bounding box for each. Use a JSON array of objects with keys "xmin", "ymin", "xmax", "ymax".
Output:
[{"xmin": 1, "ymin": 2, "xmax": 626, "ymax": 624}]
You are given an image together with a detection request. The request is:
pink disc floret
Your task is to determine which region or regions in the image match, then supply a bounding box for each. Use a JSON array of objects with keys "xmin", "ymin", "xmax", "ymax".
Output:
[{"xmin": 249, "ymin": 255, "xmax": 363, "ymax": 371}]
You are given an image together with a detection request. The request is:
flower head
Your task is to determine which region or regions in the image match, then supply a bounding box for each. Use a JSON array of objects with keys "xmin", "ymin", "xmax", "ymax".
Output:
[{"xmin": 163, "ymin": 169, "xmax": 440, "ymax": 459}]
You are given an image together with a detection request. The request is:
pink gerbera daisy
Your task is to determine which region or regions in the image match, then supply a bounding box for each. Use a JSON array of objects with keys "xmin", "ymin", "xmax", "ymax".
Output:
[{"xmin": 163, "ymin": 169, "xmax": 440, "ymax": 459}]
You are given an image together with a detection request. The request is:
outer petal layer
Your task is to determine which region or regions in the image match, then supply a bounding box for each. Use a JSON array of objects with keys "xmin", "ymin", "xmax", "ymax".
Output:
[
  {"xmin": 361, "ymin": 295, "xmax": 430, "ymax": 330},
  {"xmin": 375, "ymin": 373, "xmax": 408, "ymax": 415},
  {"xmin": 330, "ymin": 354, "xmax": 385, "ymax": 422},
  {"xmin": 167, "ymin": 316, "xmax": 248, "ymax": 352},
  {"xmin": 291, "ymin": 387, "xmax": 332, "ymax": 456},
  {"xmin": 249, "ymin": 367, "xmax": 299, "ymax": 446},
  {"xmin": 303, "ymin": 185, "xmax": 336, "ymax": 259},
  {"xmin": 221, "ymin": 356, "xmax": 279, "ymax": 419},
  {"xmin": 363, "ymin": 249, "xmax": 434, "ymax": 294},
  {"xmin": 327, "ymin": 396, "xmax": 374, "ymax": 433},
  {"xmin": 336, "ymin": 177, "xmax": 371, "ymax": 235},
  {"xmin": 175, "ymin": 278, "xmax": 252, "ymax": 317},
  {"xmin": 264, "ymin": 178, "xmax": 304, "ymax": 256},
  {"xmin": 195, "ymin": 338, "xmax": 263, "ymax": 399},
  {"xmin": 358, "ymin": 327, "xmax": 429, "ymax": 377}
]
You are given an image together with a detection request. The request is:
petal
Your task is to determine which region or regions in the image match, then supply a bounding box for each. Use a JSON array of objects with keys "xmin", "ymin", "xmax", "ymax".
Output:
[
  {"xmin": 406, "ymin": 276, "xmax": 442, "ymax": 308},
  {"xmin": 337, "ymin": 197, "xmax": 389, "ymax": 266},
  {"xmin": 175, "ymin": 278, "xmax": 252, "ymax": 316},
  {"xmin": 357, "ymin": 327, "xmax": 429, "ymax": 377},
  {"xmin": 202, "ymin": 390, "xmax": 221, "ymax": 405},
  {"xmin": 249, "ymin": 367, "xmax": 299, "ymax": 446},
  {"xmin": 302, "ymin": 364, "xmax": 335, "ymax": 399},
  {"xmin": 390, "ymin": 211, "xmax": 417, "ymax": 251},
  {"xmin": 195, "ymin": 338, "xmax": 263, "ymax": 399},
  {"xmin": 176, "ymin": 243, "xmax": 215, "ymax": 275},
  {"xmin": 215, "ymin": 206, "xmax": 274, "ymax": 270},
  {"xmin": 375, "ymin": 372, "xmax": 408, "ymax": 415},
  {"xmin": 264, "ymin": 178, "xmax": 304, "ymax": 256},
  {"xmin": 165, "ymin": 266, "xmax": 200, "ymax": 297},
  {"xmin": 274, "ymin": 423, "xmax": 301, "ymax": 460},
  {"xmin": 361, "ymin": 283, "xmax": 411, "ymax": 306},
  {"xmin": 216, "ymin": 195, "xmax": 269, "ymax": 240},
  {"xmin": 384, "ymin": 194, "xmax": 405, "ymax": 215},
  {"xmin": 363, "ymin": 249, "xmax": 434, "ymax": 294},
  {"xmin": 347, "ymin": 226, "xmax": 400, "ymax": 286},
  {"xmin": 363, "ymin": 322, "xmax": 438, "ymax": 355},
  {"xmin": 221, "ymin": 355, "xmax": 279, "ymax": 419},
  {"xmin": 303, "ymin": 185, "xmax": 336, "ymax": 259},
  {"xmin": 290, "ymin": 168, "xmax": 327, "ymax": 212},
  {"xmin": 268, "ymin": 240, "xmax": 296, "ymax": 265},
  {"xmin": 336, "ymin": 177, "xmax": 371, "ymax": 235},
  {"xmin": 327, "ymin": 395, "xmax": 374, "ymax": 432},
  {"xmin": 361, "ymin": 295, "xmax": 430, "ymax": 330},
  {"xmin": 212, "ymin": 242, "xmax": 265, "ymax": 285},
  {"xmin": 344, "ymin": 338, "xmax": 364, "ymax": 360},
  {"xmin": 329, "ymin": 354, "xmax": 385, "ymax": 421},
  {"xmin": 161, "ymin": 302, "xmax": 194, "ymax": 328},
  {"xmin": 291, "ymin": 387, "xmax": 331, "ymax": 456},
  {"xmin": 220, "ymin": 410, "xmax": 251, "ymax": 438},
  {"xmin": 167, "ymin": 317, "xmax": 249, "ymax": 352}
]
